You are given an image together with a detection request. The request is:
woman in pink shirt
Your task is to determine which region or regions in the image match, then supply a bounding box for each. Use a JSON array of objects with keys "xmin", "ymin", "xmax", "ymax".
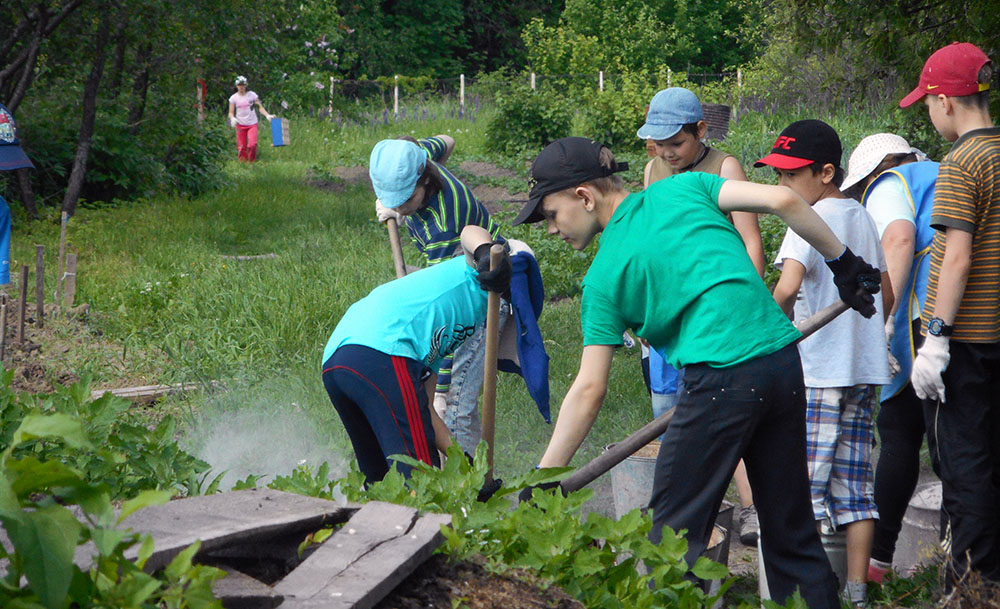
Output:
[{"xmin": 228, "ymin": 76, "xmax": 273, "ymax": 162}]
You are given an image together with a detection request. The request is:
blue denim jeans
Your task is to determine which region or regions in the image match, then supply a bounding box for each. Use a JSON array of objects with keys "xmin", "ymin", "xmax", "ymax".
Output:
[{"xmin": 443, "ymin": 301, "xmax": 509, "ymax": 454}]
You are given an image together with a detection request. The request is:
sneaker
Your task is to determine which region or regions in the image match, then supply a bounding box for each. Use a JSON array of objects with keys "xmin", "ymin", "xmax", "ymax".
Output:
[
  {"xmin": 844, "ymin": 581, "xmax": 867, "ymax": 607},
  {"xmin": 738, "ymin": 505, "xmax": 759, "ymax": 546},
  {"xmin": 867, "ymin": 559, "xmax": 890, "ymax": 584}
]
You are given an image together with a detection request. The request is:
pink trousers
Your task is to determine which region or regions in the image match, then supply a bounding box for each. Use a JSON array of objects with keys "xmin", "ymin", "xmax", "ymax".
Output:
[{"xmin": 235, "ymin": 123, "xmax": 258, "ymax": 162}]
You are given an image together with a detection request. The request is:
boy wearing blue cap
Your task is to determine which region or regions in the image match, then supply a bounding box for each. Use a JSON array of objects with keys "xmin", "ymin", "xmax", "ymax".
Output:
[
  {"xmin": 368, "ymin": 137, "xmax": 505, "ymax": 457},
  {"xmin": 637, "ymin": 87, "xmax": 765, "ymax": 545},
  {"xmin": 322, "ymin": 225, "xmax": 509, "ymax": 484},
  {"xmin": 515, "ymin": 137, "xmax": 884, "ymax": 609}
]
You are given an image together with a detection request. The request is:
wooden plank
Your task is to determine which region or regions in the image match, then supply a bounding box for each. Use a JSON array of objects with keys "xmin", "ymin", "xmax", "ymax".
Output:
[
  {"xmin": 62, "ymin": 253, "xmax": 77, "ymax": 309},
  {"xmin": 274, "ymin": 502, "xmax": 417, "ymax": 600},
  {"xmin": 277, "ymin": 505, "xmax": 451, "ymax": 609},
  {"xmin": 89, "ymin": 381, "xmax": 213, "ymax": 403},
  {"xmin": 212, "ymin": 566, "xmax": 284, "ymax": 609},
  {"xmin": 73, "ymin": 489, "xmax": 357, "ymax": 572},
  {"xmin": 221, "ymin": 253, "xmax": 279, "ymax": 261},
  {"xmin": 35, "ymin": 245, "xmax": 44, "ymax": 329},
  {"xmin": 54, "ymin": 211, "xmax": 67, "ymax": 317},
  {"xmin": 16, "ymin": 265, "xmax": 27, "ymax": 343}
]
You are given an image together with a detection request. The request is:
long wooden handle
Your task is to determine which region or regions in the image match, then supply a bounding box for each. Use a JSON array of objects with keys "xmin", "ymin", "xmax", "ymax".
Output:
[
  {"xmin": 559, "ymin": 298, "xmax": 853, "ymax": 494},
  {"xmin": 481, "ymin": 244, "xmax": 505, "ymax": 478},
  {"xmin": 386, "ymin": 217, "xmax": 407, "ymax": 279}
]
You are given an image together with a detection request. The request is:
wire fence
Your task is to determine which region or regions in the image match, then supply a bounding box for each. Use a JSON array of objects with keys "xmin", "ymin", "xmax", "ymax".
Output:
[{"xmin": 281, "ymin": 70, "xmax": 743, "ymax": 120}]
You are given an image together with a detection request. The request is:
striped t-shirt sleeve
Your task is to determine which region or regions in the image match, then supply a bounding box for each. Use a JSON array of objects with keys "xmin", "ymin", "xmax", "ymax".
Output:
[
  {"xmin": 418, "ymin": 137, "xmax": 447, "ymax": 163},
  {"xmin": 923, "ymin": 131, "xmax": 1000, "ymax": 342}
]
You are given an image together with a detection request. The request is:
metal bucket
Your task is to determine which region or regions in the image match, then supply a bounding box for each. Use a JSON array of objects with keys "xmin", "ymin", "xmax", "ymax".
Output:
[
  {"xmin": 893, "ymin": 481, "xmax": 943, "ymax": 574},
  {"xmin": 608, "ymin": 440, "xmax": 660, "ymax": 520}
]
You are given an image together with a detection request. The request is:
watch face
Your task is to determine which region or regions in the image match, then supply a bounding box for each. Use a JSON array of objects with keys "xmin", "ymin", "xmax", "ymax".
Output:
[{"xmin": 927, "ymin": 318, "xmax": 951, "ymax": 336}]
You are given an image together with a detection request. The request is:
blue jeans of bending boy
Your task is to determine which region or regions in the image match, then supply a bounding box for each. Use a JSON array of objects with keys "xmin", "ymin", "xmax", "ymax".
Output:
[
  {"xmin": 443, "ymin": 301, "xmax": 509, "ymax": 454},
  {"xmin": 649, "ymin": 343, "xmax": 839, "ymax": 609}
]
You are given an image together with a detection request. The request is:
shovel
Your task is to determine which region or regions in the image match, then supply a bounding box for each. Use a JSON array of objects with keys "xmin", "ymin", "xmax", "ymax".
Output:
[
  {"xmin": 386, "ymin": 217, "xmax": 407, "ymax": 279},
  {"xmin": 481, "ymin": 244, "xmax": 506, "ymax": 480},
  {"xmin": 559, "ymin": 298, "xmax": 851, "ymax": 494}
]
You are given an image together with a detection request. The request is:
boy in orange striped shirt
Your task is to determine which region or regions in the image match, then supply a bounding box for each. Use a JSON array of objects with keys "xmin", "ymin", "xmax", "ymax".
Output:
[{"xmin": 899, "ymin": 41, "xmax": 1000, "ymax": 586}]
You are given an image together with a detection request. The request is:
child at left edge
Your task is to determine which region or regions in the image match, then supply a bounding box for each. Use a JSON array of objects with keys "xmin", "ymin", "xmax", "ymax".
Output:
[
  {"xmin": 320, "ymin": 225, "xmax": 510, "ymax": 496},
  {"xmin": 762, "ymin": 119, "xmax": 893, "ymax": 606}
]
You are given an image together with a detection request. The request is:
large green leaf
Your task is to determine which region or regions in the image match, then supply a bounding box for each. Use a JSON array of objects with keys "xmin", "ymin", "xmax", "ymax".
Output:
[
  {"xmin": 4, "ymin": 505, "xmax": 82, "ymax": 609},
  {"xmin": 9, "ymin": 414, "xmax": 94, "ymax": 455},
  {"xmin": 118, "ymin": 489, "xmax": 174, "ymax": 524},
  {"xmin": 6, "ymin": 458, "xmax": 86, "ymax": 499}
]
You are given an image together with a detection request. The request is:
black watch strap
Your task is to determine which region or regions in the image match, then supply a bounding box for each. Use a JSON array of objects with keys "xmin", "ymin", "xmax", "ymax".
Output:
[{"xmin": 927, "ymin": 317, "xmax": 953, "ymax": 337}]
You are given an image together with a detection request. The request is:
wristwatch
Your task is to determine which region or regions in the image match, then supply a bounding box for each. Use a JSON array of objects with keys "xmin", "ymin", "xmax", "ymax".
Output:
[{"xmin": 926, "ymin": 317, "xmax": 954, "ymax": 337}]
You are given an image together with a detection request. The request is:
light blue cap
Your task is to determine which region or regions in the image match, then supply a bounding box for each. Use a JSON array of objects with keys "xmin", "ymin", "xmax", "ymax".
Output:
[
  {"xmin": 368, "ymin": 140, "xmax": 426, "ymax": 208},
  {"xmin": 636, "ymin": 88, "xmax": 703, "ymax": 141}
]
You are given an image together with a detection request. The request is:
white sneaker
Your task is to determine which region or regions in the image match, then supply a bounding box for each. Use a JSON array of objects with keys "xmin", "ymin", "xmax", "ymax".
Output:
[{"xmin": 738, "ymin": 505, "xmax": 759, "ymax": 546}]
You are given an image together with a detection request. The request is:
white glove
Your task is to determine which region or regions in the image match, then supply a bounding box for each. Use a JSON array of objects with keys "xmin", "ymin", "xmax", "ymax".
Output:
[
  {"xmin": 885, "ymin": 314, "xmax": 901, "ymax": 376},
  {"xmin": 229, "ymin": 116, "xmax": 237, "ymax": 128},
  {"xmin": 911, "ymin": 334, "xmax": 949, "ymax": 402},
  {"xmin": 375, "ymin": 198, "xmax": 403, "ymax": 223}
]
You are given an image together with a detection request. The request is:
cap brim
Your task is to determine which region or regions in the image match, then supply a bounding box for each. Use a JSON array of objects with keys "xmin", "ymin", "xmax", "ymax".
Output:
[
  {"xmin": 753, "ymin": 153, "xmax": 813, "ymax": 169},
  {"xmin": 840, "ymin": 172, "xmax": 865, "ymax": 192},
  {"xmin": 636, "ymin": 123, "xmax": 682, "ymax": 141},
  {"xmin": 899, "ymin": 86, "xmax": 926, "ymax": 108},
  {"xmin": 513, "ymin": 192, "xmax": 544, "ymax": 225},
  {"xmin": 0, "ymin": 146, "xmax": 34, "ymax": 171}
]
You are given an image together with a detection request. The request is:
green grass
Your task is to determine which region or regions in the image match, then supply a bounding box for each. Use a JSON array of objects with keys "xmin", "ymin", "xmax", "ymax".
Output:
[{"xmin": 8, "ymin": 102, "xmax": 901, "ymax": 485}]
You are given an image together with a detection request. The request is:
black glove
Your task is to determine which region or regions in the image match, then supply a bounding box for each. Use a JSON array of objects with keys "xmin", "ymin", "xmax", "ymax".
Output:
[
  {"xmin": 473, "ymin": 242, "xmax": 512, "ymax": 297},
  {"xmin": 825, "ymin": 246, "xmax": 880, "ymax": 319},
  {"xmin": 517, "ymin": 480, "xmax": 564, "ymax": 504},
  {"xmin": 477, "ymin": 477, "xmax": 503, "ymax": 502}
]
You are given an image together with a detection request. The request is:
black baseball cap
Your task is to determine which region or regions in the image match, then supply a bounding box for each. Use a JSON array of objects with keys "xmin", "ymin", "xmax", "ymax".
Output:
[
  {"xmin": 514, "ymin": 137, "xmax": 628, "ymax": 225},
  {"xmin": 754, "ymin": 119, "xmax": 841, "ymax": 170}
]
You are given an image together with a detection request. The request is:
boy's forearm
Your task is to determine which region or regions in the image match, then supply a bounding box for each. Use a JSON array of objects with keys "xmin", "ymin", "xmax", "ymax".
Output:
[
  {"xmin": 538, "ymin": 345, "xmax": 613, "ymax": 468},
  {"xmin": 881, "ymin": 222, "xmax": 916, "ymax": 315},
  {"xmin": 927, "ymin": 228, "xmax": 973, "ymax": 324},
  {"xmin": 718, "ymin": 182, "xmax": 844, "ymax": 259}
]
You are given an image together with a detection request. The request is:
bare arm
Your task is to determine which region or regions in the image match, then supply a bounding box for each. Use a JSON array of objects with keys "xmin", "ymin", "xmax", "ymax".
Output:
[
  {"xmin": 643, "ymin": 158, "xmax": 654, "ymax": 189},
  {"xmin": 435, "ymin": 134, "xmax": 455, "ymax": 165},
  {"xmin": 717, "ymin": 181, "xmax": 844, "ymax": 260},
  {"xmin": 925, "ymin": 228, "xmax": 972, "ymax": 324},
  {"xmin": 881, "ymin": 220, "xmax": 916, "ymax": 316},
  {"xmin": 255, "ymin": 98, "xmax": 272, "ymax": 120},
  {"xmin": 721, "ymin": 156, "xmax": 766, "ymax": 277},
  {"xmin": 881, "ymin": 271, "xmax": 894, "ymax": 322},
  {"xmin": 460, "ymin": 225, "xmax": 493, "ymax": 266},
  {"xmin": 772, "ymin": 258, "xmax": 805, "ymax": 318},
  {"xmin": 538, "ymin": 345, "xmax": 614, "ymax": 467},
  {"xmin": 228, "ymin": 101, "xmax": 235, "ymax": 119},
  {"xmin": 422, "ymin": 373, "xmax": 453, "ymax": 453}
]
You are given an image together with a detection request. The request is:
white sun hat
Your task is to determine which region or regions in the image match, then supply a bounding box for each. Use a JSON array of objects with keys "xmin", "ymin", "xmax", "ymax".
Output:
[{"xmin": 842, "ymin": 133, "xmax": 913, "ymax": 192}]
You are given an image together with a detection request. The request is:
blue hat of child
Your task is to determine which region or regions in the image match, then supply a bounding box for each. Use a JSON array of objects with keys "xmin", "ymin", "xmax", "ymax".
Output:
[
  {"xmin": 0, "ymin": 103, "xmax": 33, "ymax": 172},
  {"xmin": 369, "ymin": 139, "xmax": 426, "ymax": 208},
  {"xmin": 636, "ymin": 88, "xmax": 703, "ymax": 141}
]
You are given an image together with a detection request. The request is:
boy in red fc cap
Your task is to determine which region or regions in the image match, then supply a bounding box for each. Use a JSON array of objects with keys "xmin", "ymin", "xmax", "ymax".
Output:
[
  {"xmin": 900, "ymin": 41, "xmax": 1000, "ymax": 586},
  {"xmin": 758, "ymin": 119, "xmax": 893, "ymax": 605}
]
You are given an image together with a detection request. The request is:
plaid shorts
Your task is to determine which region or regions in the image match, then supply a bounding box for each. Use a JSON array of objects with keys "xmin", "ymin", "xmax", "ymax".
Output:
[{"xmin": 805, "ymin": 385, "xmax": 879, "ymax": 526}]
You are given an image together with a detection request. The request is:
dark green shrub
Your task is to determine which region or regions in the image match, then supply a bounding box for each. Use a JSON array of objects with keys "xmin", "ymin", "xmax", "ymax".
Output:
[{"xmin": 486, "ymin": 81, "xmax": 572, "ymax": 156}]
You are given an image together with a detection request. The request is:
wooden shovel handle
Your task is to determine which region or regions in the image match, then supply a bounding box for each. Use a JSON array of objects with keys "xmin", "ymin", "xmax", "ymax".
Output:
[
  {"xmin": 481, "ymin": 244, "xmax": 505, "ymax": 478},
  {"xmin": 387, "ymin": 218, "xmax": 407, "ymax": 279},
  {"xmin": 559, "ymin": 298, "xmax": 854, "ymax": 494}
]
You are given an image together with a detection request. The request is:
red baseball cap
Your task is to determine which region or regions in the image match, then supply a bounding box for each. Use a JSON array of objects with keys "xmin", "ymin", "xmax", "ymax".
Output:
[{"xmin": 900, "ymin": 42, "xmax": 991, "ymax": 108}]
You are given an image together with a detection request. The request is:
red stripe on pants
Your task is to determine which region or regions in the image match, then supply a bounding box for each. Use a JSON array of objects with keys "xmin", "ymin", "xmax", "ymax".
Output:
[{"xmin": 391, "ymin": 356, "xmax": 432, "ymax": 465}]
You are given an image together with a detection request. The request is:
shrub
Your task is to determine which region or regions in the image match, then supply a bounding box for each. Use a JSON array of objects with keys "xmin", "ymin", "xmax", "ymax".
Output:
[{"xmin": 486, "ymin": 81, "xmax": 572, "ymax": 156}]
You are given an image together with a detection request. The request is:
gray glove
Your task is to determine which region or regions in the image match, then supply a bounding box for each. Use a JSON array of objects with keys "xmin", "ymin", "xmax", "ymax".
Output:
[{"xmin": 375, "ymin": 199, "xmax": 403, "ymax": 223}]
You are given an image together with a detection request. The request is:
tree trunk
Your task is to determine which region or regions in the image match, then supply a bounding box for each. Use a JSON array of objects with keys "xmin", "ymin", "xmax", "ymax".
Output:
[
  {"xmin": 60, "ymin": 7, "xmax": 111, "ymax": 217},
  {"xmin": 105, "ymin": 15, "xmax": 128, "ymax": 94},
  {"xmin": 6, "ymin": 10, "xmax": 47, "ymax": 114},
  {"xmin": 127, "ymin": 42, "xmax": 151, "ymax": 135},
  {"xmin": 16, "ymin": 169, "xmax": 37, "ymax": 219}
]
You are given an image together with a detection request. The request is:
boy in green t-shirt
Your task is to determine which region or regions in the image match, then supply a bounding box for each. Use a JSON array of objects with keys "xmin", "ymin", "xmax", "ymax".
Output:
[{"xmin": 514, "ymin": 137, "xmax": 882, "ymax": 609}]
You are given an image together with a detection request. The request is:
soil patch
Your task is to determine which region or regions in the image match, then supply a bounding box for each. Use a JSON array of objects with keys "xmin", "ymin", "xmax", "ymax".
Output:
[
  {"xmin": 374, "ymin": 554, "xmax": 584, "ymax": 609},
  {"xmin": 1, "ymin": 299, "xmax": 165, "ymax": 395},
  {"xmin": 333, "ymin": 165, "xmax": 372, "ymax": 187},
  {"xmin": 470, "ymin": 185, "xmax": 528, "ymax": 217},
  {"xmin": 458, "ymin": 161, "xmax": 519, "ymax": 180}
]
